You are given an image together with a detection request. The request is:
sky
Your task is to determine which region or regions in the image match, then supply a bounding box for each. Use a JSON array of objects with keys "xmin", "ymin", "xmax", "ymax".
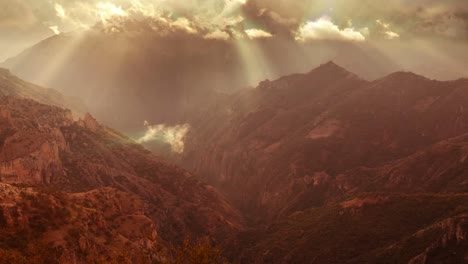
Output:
[
  {"xmin": 0, "ymin": 2, "xmax": 465, "ymax": 47},
  {"xmin": 1, "ymin": 1, "xmax": 467, "ymax": 50},
  {"xmin": 1, "ymin": 1, "xmax": 468, "ymax": 80},
  {"xmin": 1, "ymin": 0, "xmax": 468, "ymax": 79},
  {"xmin": 2, "ymin": 0, "xmax": 468, "ymax": 151}
]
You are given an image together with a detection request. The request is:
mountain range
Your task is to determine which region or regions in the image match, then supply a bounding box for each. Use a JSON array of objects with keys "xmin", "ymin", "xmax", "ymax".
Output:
[
  {"xmin": 1, "ymin": 59, "xmax": 467, "ymax": 263},
  {"xmin": 179, "ymin": 62, "xmax": 468, "ymax": 262},
  {"xmin": 0, "ymin": 68, "xmax": 242, "ymax": 263}
]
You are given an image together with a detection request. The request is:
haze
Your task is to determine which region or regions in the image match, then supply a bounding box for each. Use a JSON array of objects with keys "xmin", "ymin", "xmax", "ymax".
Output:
[{"xmin": 1, "ymin": 1, "xmax": 468, "ymax": 263}]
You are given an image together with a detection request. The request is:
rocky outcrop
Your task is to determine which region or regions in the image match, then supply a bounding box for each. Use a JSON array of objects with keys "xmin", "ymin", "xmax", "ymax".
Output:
[
  {"xmin": 77, "ymin": 113, "xmax": 99, "ymax": 132},
  {"xmin": 408, "ymin": 214, "xmax": 468, "ymax": 264},
  {"xmin": 0, "ymin": 183, "xmax": 165, "ymax": 263},
  {"xmin": 0, "ymin": 72, "xmax": 243, "ymax": 263},
  {"xmin": 0, "ymin": 67, "xmax": 85, "ymax": 113}
]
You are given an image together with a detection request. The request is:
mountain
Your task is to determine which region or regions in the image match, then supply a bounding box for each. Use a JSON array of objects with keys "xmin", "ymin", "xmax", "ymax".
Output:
[
  {"xmin": 0, "ymin": 68, "xmax": 84, "ymax": 114},
  {"xmin": 5, "ymin": 21, "xmax": 461, "ymax": 136},
  {"xmin": 181, "ymin": 62, "xmax": 468, "ymax": 219},
  {"xmin": 0, "ymin": 69, "xmax": 243, "ymax": 263},
  {"xmin": 174, "ymin": 62, "xmax": 468, "ymax": 262},
  {"xmin": 1, "ymin": 26, "xmax": 245, "ymax": 133},
  {"xmin": 239, "ymin": 194, "xmax": 468, "ymax": 263},
  {"xmin": 234, "ymin": 131, "xmax": 468, "ymax": 263},
  {"xmin": 3, "ymin": 58, "xmax": 468, "ymax": 263}
]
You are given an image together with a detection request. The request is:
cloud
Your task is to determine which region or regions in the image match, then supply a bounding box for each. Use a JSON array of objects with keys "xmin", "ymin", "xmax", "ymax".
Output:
[
  {"xmin": 0, "ymin": 0, "xmax": 37, "ymax": 29},
  {"xmin": 54, "ymin": 3, "xmax": 66, "ymax": 19},
  {"xmin": 204, "ymin": 29, "xmax": 231, "ymax": 40},
  {"xmin": 245, "ymin": 28, "xmax": 273, "ymax": 39},
  {"xmin": 49, "ymin": 26, "xmax": 60, "ymax": 35},
  {"xmin": 376, "ymin": 20, "xmax": 400, "ymax": 39},
  {"xmin": 376, "ymin": 20, "xmax": 390, "ymax": 29},
  {"xmin": 96, "ymin": 2, "xmax": 128, "ymax": 21},
  {"xmin": 413, "ymin": 9, "xmax": 468, "ymax": 38},
  {"xmin": 249, "ymin": 0, "xmax": 468, "ymax": 40},
  {"xmin": 44, "ymin": 0, "xmax": 247, "ymax": 33},
  {"xmin": 137, "ymin": 122, "xmax": 190, "ymax": 154},
  {"xmin": 242, "ymin": 3, "xmax": 299, "ymax": 37},
  {"xmin": 384, "ymin": 31, "xmax": 400, "ymax": 39},
  {"xmin": 171, "ymin": 17, "xmax": 198, "ymax": 34},
  {"xmin": 295, "ymin": 16, "xmax": 366, "ymax": 42}
]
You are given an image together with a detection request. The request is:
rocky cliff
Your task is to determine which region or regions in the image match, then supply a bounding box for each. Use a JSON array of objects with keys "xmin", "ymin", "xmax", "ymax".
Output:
[{"xmin": 0, "ymin": 71, "xmax": 243, "ymax": 263}]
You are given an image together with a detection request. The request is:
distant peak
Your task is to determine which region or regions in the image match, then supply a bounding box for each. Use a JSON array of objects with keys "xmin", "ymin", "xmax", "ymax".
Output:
[
  {"xmin": 320, "ymin": 61, "xmax": 341, "ymax": 69},
  {"xmin": 0, "ymin": 68, "xmax": 11, "ymax": 76},
  {"xmin": 386, "ymin": 71, "xmax": 428, "ymax": 81},
  {"xmin": 311, "ymin": 61, "xmax": 350, "ymax": 73},
  {"xmin": 307, "ymin": 61, "xmax": 360, "ymax": 80},
  {"xmin": 324, "ymin": 60, "xmax": 339, "ymax": 67}
]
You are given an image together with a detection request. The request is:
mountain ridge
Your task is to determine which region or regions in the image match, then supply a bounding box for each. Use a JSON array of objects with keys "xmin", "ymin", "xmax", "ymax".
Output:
[{"xmin": 0, "ymin": 70, "xmax": 244, "ymax": 263}]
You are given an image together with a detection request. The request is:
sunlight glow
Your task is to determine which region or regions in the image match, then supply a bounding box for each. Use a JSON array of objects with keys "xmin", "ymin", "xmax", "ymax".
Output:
[
  {"xmin": 234, "ymin": 36, "xmax": 274, "ymax": 87},
  {"xmin": 245, "ymin": 29, "xmax": 273, "ymax": 39},
  {"xmin": 296, "ymin": 16, "xmax": 367, "ymax": 42},
  {"xmin": 137, "ymin": 121, "xmax": 190, "ymax": 153},
  {"xmin": 96, "ymin": 2, "xmax": 128, "ymax": 22}
]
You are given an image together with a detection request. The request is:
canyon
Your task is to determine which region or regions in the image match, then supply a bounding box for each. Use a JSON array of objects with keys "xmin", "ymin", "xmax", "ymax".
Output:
[{"xmin": 1, "ymin": 62, "xmax": 468, "ymax": 263}]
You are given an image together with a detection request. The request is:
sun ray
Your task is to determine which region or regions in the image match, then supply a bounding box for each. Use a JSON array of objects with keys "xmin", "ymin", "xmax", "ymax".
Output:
[{"xmin": 234, "ymin": 36, "xmax": 274, "ymax": 87}]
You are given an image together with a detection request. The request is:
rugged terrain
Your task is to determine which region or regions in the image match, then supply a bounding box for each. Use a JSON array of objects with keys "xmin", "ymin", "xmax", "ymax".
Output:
[
  {"xmin": 2, "ymin": 61, "xmax": 468, "ymax": 263},
  {"xmin": 0, "ymin": 69, "xmax": 243, "ymax": 263},
  {"xmin": 181, "ymin": 62, "xmax": 468, "ymax": 217},
  {"xmin": 179, "ymin": 62, "xmax": 468, "ymax": 262}
]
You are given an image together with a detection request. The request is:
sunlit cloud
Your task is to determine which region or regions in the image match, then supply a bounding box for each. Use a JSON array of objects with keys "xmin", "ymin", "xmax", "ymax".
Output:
[
  {"xmin": 295, "ymin": 16, "xmax": 366, "ymax": 42},
  {"xmin": 204, "ymin": 29, "xmax": 231, "ymax": 40},
  {"xmin": 96, "ymin": 2, "xmax": 128, "ymax": 22},
  {"xmin": 171, "ymin": 17, "xmax": 198, "ymax": 34},
  {"xmin": 245, "ymin": 28, "xmax": 273, "ymax": 39},
  {"xmin": 137, "ymin": 121, "xmax": 190, "ymax": 154},
  {"xmin": 376, "ymin": 20, "xmax": 390, "ymax": 29},
  {"xmin": 49, "ymin": 25, "xmax": 60, "ymax": 35},
  {"xmin": 384, "ymin": 31, "xmax": 400, "ymax": 40},
  {"xmin": 55, "ymin": 3, "xmax": 66, "ymax": 19},
  {"xmin": 376, "ymin": 19, "xmax": 400, "ymax": 40}
]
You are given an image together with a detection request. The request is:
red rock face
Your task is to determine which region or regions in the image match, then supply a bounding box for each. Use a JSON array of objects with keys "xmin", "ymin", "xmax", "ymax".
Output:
[{"xmin": 0, "ymin": 70, "xmax": 244, "ymax": 262}]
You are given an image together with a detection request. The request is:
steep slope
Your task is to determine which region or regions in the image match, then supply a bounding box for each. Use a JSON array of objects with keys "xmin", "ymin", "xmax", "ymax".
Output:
[
  {"xmin": 0, "ymin": 72, "xmax": 243, "ymax": 263},
  {"xmin": 238, "ymin": 194, "xmax": 468, "ymax": 263},
  {"xmin": 0, "ymin": 68, "xmax": 84, "ymax": 113},
  {"xmin": 228, "ymin": 115, "xmax": 468, "ymax": 263},
  {"xmin": 339, "ymin": 133, "xmax": 468, "ymax": 195},
  {"xmin": 177, "ymin": 62, "xmax": 468, "ymax": 262},
  {"xmin": 181, "ymin": 62, "xmax": 468, "ymax": 221}
]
